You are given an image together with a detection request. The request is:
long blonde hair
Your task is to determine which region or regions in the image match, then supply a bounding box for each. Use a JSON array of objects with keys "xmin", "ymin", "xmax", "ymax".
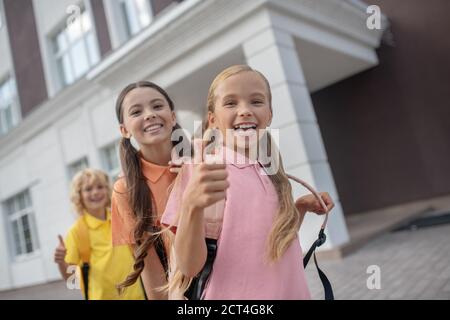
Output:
[{"xmin": 168, "ymin": 65, "xmax": 303, "ymax": 296}]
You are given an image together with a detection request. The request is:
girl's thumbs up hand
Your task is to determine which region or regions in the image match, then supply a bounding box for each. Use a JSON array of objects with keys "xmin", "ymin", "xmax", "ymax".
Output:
[
  {"xmin": 182, "ymin": 139, "xmax": 229, "ymax": 211},
  {"xmin": 54, "ymin": 234, "xmax": 67, "ymax": 264}
]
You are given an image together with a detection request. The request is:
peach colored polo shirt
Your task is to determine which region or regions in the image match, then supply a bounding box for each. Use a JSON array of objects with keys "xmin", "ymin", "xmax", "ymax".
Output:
[
  {"xmin": 111, "ymin": 155, "xmax": 176, "ymax": 246},
  {"xmin": 161, "ymin": 147, "xmax": 311, "ymax": 300}
]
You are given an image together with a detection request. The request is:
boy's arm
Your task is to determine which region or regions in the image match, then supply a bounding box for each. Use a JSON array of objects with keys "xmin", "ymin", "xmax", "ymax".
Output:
[
  {"xmin": 57, "ymin": 261, "xmax": 71, "ymax": 281},
  {"xmin": 54, "ymin": 234, "xmax": 73, "ymax": 281}
]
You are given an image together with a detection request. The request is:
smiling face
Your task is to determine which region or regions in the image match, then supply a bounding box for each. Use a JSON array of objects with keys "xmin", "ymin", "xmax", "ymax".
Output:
[
  {"xmin": 208, "ymin": 71, "xmax": 272, "ymax": 150},
  {"xmin": 80, "ymin": 178, "xmax": 108, "ymax": 214},
  {"xmin": 120, "ymin": 87, "xmax": 176, "ymax": 147}
]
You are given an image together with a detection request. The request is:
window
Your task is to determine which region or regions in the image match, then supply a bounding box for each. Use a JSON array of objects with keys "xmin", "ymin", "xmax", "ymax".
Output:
[
  {"xmin": 4, "ymin": 191, "xmax": 40, "ymax": 258},
  {"xmin": 119, "ymin": 0, "xmax": 153, "ymax": 39},
  {"xmin": 0, "ymin": 6, "xmax": 3, "ymax": 29},
  {"xmin": 52, "ymin": 9, "xmax": 99, "ymax": 87},
  {"xmin": 101, "ymin": 142, "xmax": 120, "ymax": 182},
  {"xmin": 68, "ymin": 157, "xmax": 89, "ymax": 179},
  {"xmin": 0, "ymin": 77, "xmax": 20, "ymax": 136}
]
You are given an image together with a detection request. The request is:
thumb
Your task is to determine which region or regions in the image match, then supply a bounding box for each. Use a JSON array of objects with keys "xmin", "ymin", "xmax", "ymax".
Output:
[
  {"xmin": 193, "ymin": 138, "xmax": 206, "ymax": 165},
  {"xmin": 58, "ymin": 235, "xmax": 65, "ymax": 248}
]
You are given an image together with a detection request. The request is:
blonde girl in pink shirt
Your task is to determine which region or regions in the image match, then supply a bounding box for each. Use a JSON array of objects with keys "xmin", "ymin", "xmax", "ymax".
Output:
[{"xmin": 162, "ymin": 65, "xmax": 334, "ymax": 299}]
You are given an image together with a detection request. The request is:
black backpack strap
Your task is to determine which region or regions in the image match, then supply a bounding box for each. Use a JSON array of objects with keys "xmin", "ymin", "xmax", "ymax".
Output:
[
  {"xmin": 139, "ymin": 276, "xmax": 148, "ymax": 300},
  {"xmin": 81, "ymin": 262, "xmax": 90, "ymax": 300},
  {"xmin": 154, "ymin": 235, "xmax": 169, "ymax": 277},
  {"xmin": 185, "ymin": 238, "xmax": 218, "ymax": 300},
  {"xmin": 303, "ymin": 229, "xmax": 334, "ymax": 300}
]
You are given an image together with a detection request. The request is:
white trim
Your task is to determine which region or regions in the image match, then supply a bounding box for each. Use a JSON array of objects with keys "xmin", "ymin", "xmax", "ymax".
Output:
[
  {"xmin": 0, "ymin": 75, "xmax": 98, "ymax": 159},
  {"xmin": 10, "ymin": 250, "xmax": 42, "ymax": 264},
  {"xmin": 0, "ymin": 0, "xmax": 386, "ymax": 159},
  {"xmin": 99, "ymin": 140, "xmax": 120, "ymax": 182},
  {"xmin": 88, "ymin": 0, "xmax": 385, "ymax": 84},
  {"xmin": 87, "ymin": 0, "xmax": 203, "ymax": 80},
  {"xmin": 3, "ymin": 190, "xmax": 40, "ymax": 260},
  {"xmin": 265, "ymin": 0, "xmax": 386, "ymax": 48},
  {"xmin": 67, "ymin": 156, "xmax": 89, "ymax": 179}
]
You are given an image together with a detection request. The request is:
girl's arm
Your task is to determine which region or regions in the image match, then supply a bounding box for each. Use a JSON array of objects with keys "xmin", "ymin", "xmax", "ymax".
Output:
[
  {"xmin": 139, "ymin": 245, "xmax": 168, "ymax": 300},
  {"xmin": 173, "ymin": 162, "xmax": 229, "ymax": 277},
  {"xmin": 174, "ymin": 203, "xmax": 208, "ymax": 277},
  {"xmin": 295, "ymin": 192, "xmax": 334, "ymax": 215}
]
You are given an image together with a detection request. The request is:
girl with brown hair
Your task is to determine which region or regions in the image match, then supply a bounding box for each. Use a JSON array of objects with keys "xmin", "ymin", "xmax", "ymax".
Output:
[{"xmin": 111, "ymin": 81, "xmax": 187, "ymax": 299}]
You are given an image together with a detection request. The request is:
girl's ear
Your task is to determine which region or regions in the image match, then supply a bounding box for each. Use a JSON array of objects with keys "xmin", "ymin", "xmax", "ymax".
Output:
[
  {"xmin": 171, "ymin": 111, "xmax": 177, "ymax": 127},
  {"xmin": 120, "ymin": 124, "xmax": 131, "ymax": 139},
  {"xmin": 268, "ymin": 108, "xmax": 273, "ymax": 127},
  {"xmin": 207, "ymin": 111, "xmax": 215, "ymax": 128}
]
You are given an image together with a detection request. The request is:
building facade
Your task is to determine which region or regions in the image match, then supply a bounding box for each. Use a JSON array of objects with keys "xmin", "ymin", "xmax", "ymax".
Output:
[{"xmin": 0, "ymin": 0, "xmax": 399, "ymax": 291}]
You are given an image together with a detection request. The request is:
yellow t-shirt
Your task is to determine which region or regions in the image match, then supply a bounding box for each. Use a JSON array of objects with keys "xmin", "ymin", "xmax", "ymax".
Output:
[{"xmin": 64, "ymin": 209, "xmax": 145, "ymax": 300}]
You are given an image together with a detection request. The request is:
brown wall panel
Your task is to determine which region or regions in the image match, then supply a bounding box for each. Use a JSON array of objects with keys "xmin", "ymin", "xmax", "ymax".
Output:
[
  {"xmin": 311, "ymin": 0, "xmax": 450, "ymax": 214},
  {"xmin": 90, "ymin": 0, "xmax": 112, "ymax": 57},
  {"xmin": 4, "ymin": 0, "xmax": 48, "ymax": 117},
  {"xmin": 151, "ymin": 0, "xmax": 180, "ymax": 16}
]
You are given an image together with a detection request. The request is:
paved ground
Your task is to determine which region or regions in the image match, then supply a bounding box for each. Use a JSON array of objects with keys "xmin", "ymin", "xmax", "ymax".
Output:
[
  {"xmin": 306, "ymin": 223, "xmax": 450, "ymax": 300},
  {"xmin": 1, "ymin": 222, "xmax": 449, "ymax": 300},
  {"xmin": 0, "ymin": 279, "xmax": 82, "ymax": 300}
]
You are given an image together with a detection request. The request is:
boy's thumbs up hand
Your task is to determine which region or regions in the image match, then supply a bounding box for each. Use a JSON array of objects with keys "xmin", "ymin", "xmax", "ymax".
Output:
[
  {"xmin": 183, "ymin": 139, "xmax": 229, "ymax": 211},
  {"xmin": 58, "ymin": 235, "xmax": 65, "ymax": 248},
  {"xmin": 54, "ymin": 234, "xmax": 67, "ymax": 264}
]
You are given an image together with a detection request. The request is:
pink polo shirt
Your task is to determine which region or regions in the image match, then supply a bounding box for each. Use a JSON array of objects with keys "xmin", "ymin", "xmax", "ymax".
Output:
[{"xmin": 161, "ymin": 147, "xmax": 311, "ymax": 300}]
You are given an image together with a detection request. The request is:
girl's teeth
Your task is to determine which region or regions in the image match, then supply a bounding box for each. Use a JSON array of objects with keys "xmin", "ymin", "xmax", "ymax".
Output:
[
  {"xmin": 234, "ymin": 124, "xmax": 257, "ymax": 130},
  {"xmin": 145, "ymin": 124, "xmax": 163, "ymax": 132}
]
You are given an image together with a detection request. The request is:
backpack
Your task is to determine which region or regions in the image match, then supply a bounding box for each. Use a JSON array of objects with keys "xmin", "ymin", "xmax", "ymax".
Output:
[
  {"xmin": 185, "ymin": 174, "xmax": 334, "ymax": 300},
  {"xmin": 73, "ymin": 216, "xmax": 91, "ymax": 300},
  {"xmin": 73, "ymin": 216, "xmax": 168, "ymax": 300}
]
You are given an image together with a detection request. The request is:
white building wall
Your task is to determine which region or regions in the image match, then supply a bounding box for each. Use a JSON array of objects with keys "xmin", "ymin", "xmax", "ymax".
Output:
[
  {"xmin": 32, "ymin": 0, "xmax": 101, "ymax": 97},
  {"xmin": 90, "ymin": 93, "xmax": 121, "ymax": 149},
  {"xmin": 242, "ymin": 19, "xmax": 349, "ymax": 251},
  {"xmin": 0, "ymin": 125, "xmax": 75, "ymax": 287},
  {"xmin": 0, "ymin": 147, "xmax": 46, "ymax": 287},
  {"xmin": 0, "ymin": 0, "xmax": 384, "ymax": 291},
  {"xmin": 0, "ymin": 214, "xmax": 12, "ymax": 289}
]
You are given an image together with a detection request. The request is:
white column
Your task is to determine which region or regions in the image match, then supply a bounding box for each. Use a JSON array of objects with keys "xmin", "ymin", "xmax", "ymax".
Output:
[{"xmin": 243, "ymin": 27, "xmax": 349, "ymax": 251}]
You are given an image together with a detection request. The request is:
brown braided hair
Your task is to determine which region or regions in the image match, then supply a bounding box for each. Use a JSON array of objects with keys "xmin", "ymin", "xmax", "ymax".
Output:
[{"xmin": 115, "ymin": 81, "xmax": 185, "ymax": 292}]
